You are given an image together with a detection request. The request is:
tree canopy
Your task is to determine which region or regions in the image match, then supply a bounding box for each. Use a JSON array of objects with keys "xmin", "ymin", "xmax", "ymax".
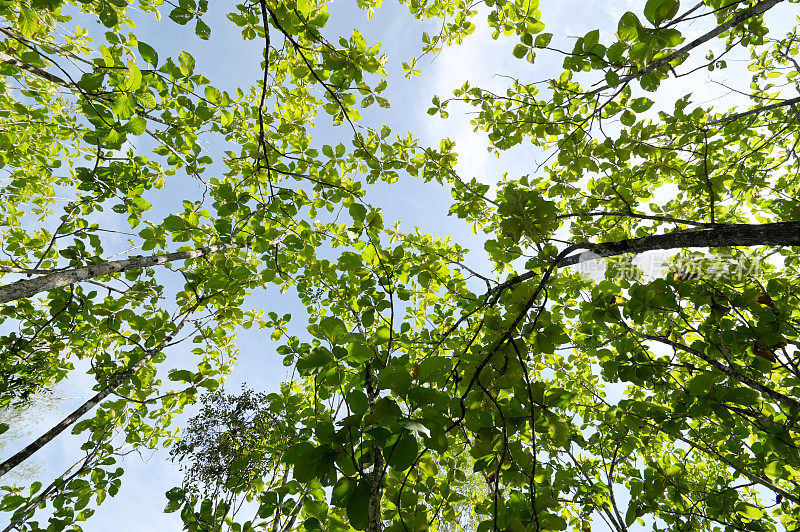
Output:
[{"xmin": 1, "ymin": 0, "xmax": 800, "ymax": 530}]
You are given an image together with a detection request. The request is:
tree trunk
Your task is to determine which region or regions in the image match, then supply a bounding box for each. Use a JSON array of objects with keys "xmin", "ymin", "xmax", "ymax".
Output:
[
  {"xmin": 368, "ymin": 446, "xmax": 385, "ymax": 532},
  {"xmin": 364, "ymin": 362, "xmax": 384, "ymax": 532},
  {"xmin": 0, "ymin": 243, "xmax": 245, "ymax": 305},
  {"xmin": 0, "ymin": 308, "xmax": 194, "ymax": 478}
]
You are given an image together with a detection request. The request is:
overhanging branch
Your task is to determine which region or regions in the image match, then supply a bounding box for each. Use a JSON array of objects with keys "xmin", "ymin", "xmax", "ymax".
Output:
[
  {"xmin": 491, "ymin": 222, "xmax": 800, "ymax": 295},
  {"xmin": 588, "ymin": 0, "xmax": 784, "ymax": 96},
  {"xmin": 0, "ymin": 242, "xmax": 247, "ymax": 304},
  {"xmin": 708, "ymin": 95, "xmax": 800, "ymax": 125}
]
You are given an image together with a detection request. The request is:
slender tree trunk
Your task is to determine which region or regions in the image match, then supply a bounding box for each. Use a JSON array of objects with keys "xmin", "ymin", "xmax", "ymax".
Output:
[
  {"xmin": 368, "ymin": 446, "xmax": 385, "ymax": 532},
  {"xmin": 0, "ymin": 243, "xmax": 245, "ymax": 304},
  {"xmin": 364, "ymin": 362, "xmax": 384, "ymax": 532},
  {"xmin": 0, "ymin": 308, "xmax": 195, "ymax": 478}
]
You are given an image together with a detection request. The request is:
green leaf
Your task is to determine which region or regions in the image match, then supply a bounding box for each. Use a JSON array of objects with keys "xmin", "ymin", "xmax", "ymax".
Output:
[
  {"xmin": 620, "ymin": 109, "xmax": 636, "ymax": 126},
  {"xmin": 686, "ymin": 373, "xmax": 720, "ymax": 397},
  {"xmin": 346, "ymin": 390, "xmax": 369, "ymax": 415},
  {"xmin": 764, "ymin": 460, "xmax": 783, "ymax": 480},
  {"xmin": 164, "ymin": 488, "xmax": 185, "ymax": 513},
  {"xmin": 124, "ymin": 116, "xmax": 147, "ymax": 135},
  {"xmin": 534, "ymin": 33, "xmax": 552, "ymax": 48},
  {"xmin": 318, "ymin": 316, "xmax": 349, "ymax": 345},
  {"xmin": 303, "ymin": 517, "xmax": 323, "ymax": 531},
  {"xmin": 218, "ymin": 109, "xmax": 233, "ymax": 126},
  {"xmin": 139, "ymin": 91, "xmax": 157, "ymax": 109},
  {"xmin": 346, "ymin": 341, "xmax": 373, "ymax": 364},
  {"xmin": 737, "ymin": 504, "xmax": 763, "ymax": 520},
  {"xmin": 30, "ymin": 0, "xmax": 63, "ymax": 11},
  {"xmin": 285, "ymin": 441, "xmax": 314, "ymax": 464},
  {"xmin": 346, "ymin": 480, "xmax": 370, "ymax": 530},
  {"xmin": 618, "ymin": 11, "xmax": 641, "ymax": 42},
  {"xmin": 658, "ymin": 28, "xmax": 684, "ymax": 47},
  {"xmin": 512, "ymin": 44, "xmax": 528, "ymax": 59},
  {"xmin": 123, "ymin": 60, "xmax": 142, "ymax": 91},
  {"xmin": 195, "ymin": 19, "xmax": 211, "ymax": 39},
  {"xmin": 17, "ymin": 7, "xmax": 41, "ymax": 38},
  {"xmin": 375, "ymin": 325, "xmax": 391, "ymax": 344},
  {"xmin": 169, "ymin": 369, "xmax": 194, "ymax": 382},
  {"xmin": 111, "ymin": 94, "xmax": 135, "ymax": 120},
  {"xmin": 349, "ymin": 203, "xmax": 367, "ymax": 223},
  {"xmin": 539, "ymin": 513, "xmax": 568, "ymax": 531},
  {"xmin": 625, "ymin": 503, "xmax": 639, "ymax": 526},
  {"xmin": 292, "ymin": 445, "xmax": 336, "ymax": 482},
  {"xmin": 77, "ymin": 72, "xmax": 105, "ymax": 91},
  {"xmin": 296, "ymin": 347, "xmax": 333, "ymax": 375},
  {"xmin": 331, "ymin": 477, "xmax": 355, "ymax": 507},
  {"xmin": 162, "ymin": 214, "xmax": 184, "ymax": 231},
  {"xmin": 364, "ymin": 397, "xmax": 402, "ymax": 426},
  {"xmin": 606, "ymin": 41, "xmax": 626, "ymax": 62},
  {"xmin": 721, "ymin": 386, "xmax": 758, "ymax": 406},
  {"xmin": 644, "ymin": 0, "xmax": 680, "ymax": 26},
  {"xmin": 138, "ymin": 42, "xmax": 158, "ymax": 67},
  {"xmin": 630, "ymin": 97, "xmax": 653, "ymax": 112},
  {"xmin": 399, "ymin": 419, "xmax": 430, "ymax": 438},
  {"xmin": 204, "ymin": 85, "xmax": 219, "ymax": 104},
  {"xmin": 378, "ymin": 365, "xmax": 412, "ymax": 394},
  {"xmin": 297, "ymin": 0, "xmax": 312, "ymax": 17},
  {"xmin": 583, "ymin": 29, "xmax": 599, "ymax": 49},
  {"xmin": 387, "ymin": 432, "xmax": 418, "ymax": 471},
  {"xmin": 417, "ymin": 356, "xmax": 452, "ymax": 383},
  {"xmin": 549, "ymin": 417, "xmax": 570, "ymax": 448},
  {"xmin": 169, "ymin": 7, "xmax": 193, "ymax": 25}
]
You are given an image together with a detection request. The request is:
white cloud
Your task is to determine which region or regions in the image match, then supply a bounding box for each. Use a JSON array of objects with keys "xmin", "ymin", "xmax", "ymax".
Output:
[{"xmin": 419, "ymin": 7, "xmax": 520, "ymax": 183}]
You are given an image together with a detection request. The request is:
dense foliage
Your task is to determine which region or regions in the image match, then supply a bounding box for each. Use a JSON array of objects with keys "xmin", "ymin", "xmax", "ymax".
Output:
[{"xmin": 1, "ymin": 0, "xmax": 800, "ymax": 530}]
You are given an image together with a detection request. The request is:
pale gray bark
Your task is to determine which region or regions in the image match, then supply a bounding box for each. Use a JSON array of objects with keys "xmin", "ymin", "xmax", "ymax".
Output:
[
  {"xmin": 491, "ymin": 222, "xmax": 800, "ymax": 295},
  {"xmin": 0, "ymin": 51, "xmax": 80, "ymax": 90},
  {"xmin": 0, "ymin": 243, "xmax": 245, "ymax": 304},
  {"xmin": 0, "ymin": 307, "xmax": 195, "ymax": 478},
  {"xmin": 560, "ymin": 221, "xmax": 800, "ymax": 267}
]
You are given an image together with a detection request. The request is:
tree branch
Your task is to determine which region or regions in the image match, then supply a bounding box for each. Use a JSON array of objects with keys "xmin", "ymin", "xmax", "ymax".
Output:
[
  {"xmin": 490, "ymin": 222, "xmax": 800, "ymax": 296},
  {"xmin": 556, "ymin": 210, "xmax": 719, "ymax": 227},
  {"xmin": 626, "ymin": 327, "xmax": 800, "ymax": 413},
  {"xmin": 0, "ymin": 242, "xmax": 247, "ymax": 304},
  {"xmin": 708, "ymin": 95, "xmax": 800, "ymax": 125},
  {"xmin": 560, "ymin": 221, "xmax": 800, "ymax": 267},
  {"xmin": 588, "ymin": 0, "xmax": 784, "ymax": 96}
]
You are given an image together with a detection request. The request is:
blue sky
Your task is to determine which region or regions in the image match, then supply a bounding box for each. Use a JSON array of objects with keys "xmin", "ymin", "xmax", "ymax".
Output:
[{"xmin": 3, "ymin": 0, "xmax": 798, "ymax": 529}]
